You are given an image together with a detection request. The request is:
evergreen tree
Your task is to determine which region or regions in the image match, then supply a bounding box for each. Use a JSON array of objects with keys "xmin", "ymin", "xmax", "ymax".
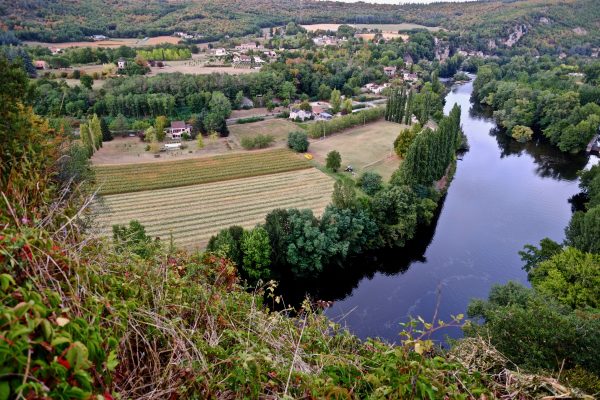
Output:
[{"xmin": 100, "ymin": 117, "xmax": 113, "ymax": 142}]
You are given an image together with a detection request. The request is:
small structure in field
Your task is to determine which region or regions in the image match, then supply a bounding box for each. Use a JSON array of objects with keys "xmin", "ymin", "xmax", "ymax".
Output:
[
  {"xmin": 165, "ymin": 121, "xmax": 192, "ymax": 139},
  {"xmin": 33, "ymin": 60, "xmax": 49, "ymax": 70},
  {"xmin": 117, "ymin": 58, "xmax": 127, "ymax": 70},
  {"xmin": 162, "ymin": 142, "xmax": 182, "ymax": 151},
  {"xmin": 91, "ymin": 34, "xmax": 108, "ymax": 41},
  {"xmin": 214, "ymin": 48, "xmax": 228, "ymax": 56}
]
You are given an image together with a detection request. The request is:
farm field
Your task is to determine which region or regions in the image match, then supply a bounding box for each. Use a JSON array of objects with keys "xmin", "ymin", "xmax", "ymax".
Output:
[
  {"xmin": 230, "ymin": 107, "xmax": 285, "ymax": 120},
  {"xmin": 94, "ymin": 168, "xmax": 334, "ymax": 248},
  {"xmin": 94, "ymin": 148, "xmax": 310, "ymax": 195},
  {"xmin": 229, "ymin": 119, "xmax": 300, "ymax": 148},
  {"xmin": 91, "ymin": 136, "xmax": 236, "ymax": 165},
  {"xmin": 309, "ymin": 120, "xmax": 404, "ymax": 180},
  {"xmin": 24, "ymin": 36, "xmax": 180, "ymax": 49},
  {"xmin": 147, "ymin": 63, "xmax": 259, "ymax": 76}
]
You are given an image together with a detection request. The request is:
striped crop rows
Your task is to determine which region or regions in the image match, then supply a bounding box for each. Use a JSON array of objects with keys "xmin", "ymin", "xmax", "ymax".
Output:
[
  {"xmin": 93, "ymin": 169, "xmax": 334, "ymax": 249},
  {"xmin": 94, "ymin": 149, "xmax": 310, "ymax": 195}
]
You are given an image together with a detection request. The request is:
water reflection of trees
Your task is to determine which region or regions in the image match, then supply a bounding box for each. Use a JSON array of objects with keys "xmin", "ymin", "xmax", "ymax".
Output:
[
  {"xmin": 276, "ymin": 200, "xmax": 445, "ymax": 306},
  {"xmin": 488, "ymin": 127, "xmax": 588, "ymax": 181}
]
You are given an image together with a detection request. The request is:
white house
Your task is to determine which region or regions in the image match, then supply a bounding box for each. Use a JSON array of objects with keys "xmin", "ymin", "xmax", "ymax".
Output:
[
  {"xmin": 165, "ymin": 121, "xmax": 192, "ymax": 139},
  {"xmin": 363, "ymin": 82, "xmax": 390, "ymax": 94},
  {"xmin": 289, "ymin": 109, "xmax": 313, "ymax": 121},
  {"xmin": 383, "ymin": 66, "xmax": 397, "ymax": 77},
  {"xmin": 214, "ymin": 48, "xmax": 228, "ymax": 56},
  {"xmin": 174, "ymin": 31, "xmax": 194, "ymax": 40},
  {"xmin": 253, "ymin": 56, "xmax": 266, "ymax": 65},
  {"xmin": 117, "ymin": 58, "xmax": 127, "ymax": 70}
]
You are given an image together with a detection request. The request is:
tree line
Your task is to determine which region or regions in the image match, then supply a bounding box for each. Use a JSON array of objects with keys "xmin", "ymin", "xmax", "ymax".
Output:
[
  {"xmin": 207, "ymin": 106, "xmax": 463, "ymax": 285},
  {"xmin": 473, "ymin": 56, "xmax": 600, "ymax": 153}
]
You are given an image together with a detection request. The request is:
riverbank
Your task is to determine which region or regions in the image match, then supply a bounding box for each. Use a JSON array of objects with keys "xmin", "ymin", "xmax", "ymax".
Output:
[{"xmin": 323, "ymin": 79, "xmax": 592, "ymax": 343}]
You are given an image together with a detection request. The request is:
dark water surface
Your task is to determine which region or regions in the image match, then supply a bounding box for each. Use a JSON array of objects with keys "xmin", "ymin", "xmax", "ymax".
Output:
[{"xmin": 319, "ymin": 79, "xmax": 598, "ymax": 343}]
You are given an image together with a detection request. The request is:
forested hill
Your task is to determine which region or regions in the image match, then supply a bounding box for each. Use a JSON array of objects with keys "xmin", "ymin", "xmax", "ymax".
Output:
[{"xmin": 1, "ymin": 0, "xmax": 599, "ymax": 53}]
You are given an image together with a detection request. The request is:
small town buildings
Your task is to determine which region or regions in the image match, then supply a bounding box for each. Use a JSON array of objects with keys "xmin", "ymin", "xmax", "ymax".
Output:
[
  {"xmin": 174, "ymin": 31, "xmax": 194, "ymax": 40},
  {"xmin": 165, "ymin": 121, "xmax": 192, "ymax": 139},
  {"xmin": 312, "ymin": 35, "xmax": 344, "ymax": 47},
  {"xmin": 402, "ymin": 72, "xmax": 418, "ymax": 82},
  {"xmin": 214, "ymin": 48, "xmax": 228, "ymax": 57},
  {"xmin": 233, "ymin": 54, "xmax": 252, "ymax": 67},
  {"xmin": 383, "ymin": 66, "xmax": 397, "ymax": 77},
  {"xmin": 253, "ymin": 56, "xmax": 266, "ymax": 65},
  {"xmin": 313, "ymin": 106, "xmax": 333, "ymax": 121},
  {"xmin": 33, "ymin": 60, "xmax": 48, "ymax": 70},
  {"xmin": 117, "ymin": 58, "xmax": 127, "ymax": 70},
  {"xmin": 235, "ymin": 42, "xmax": 263, "ymax": 52},
  {"xmin": 362, "ymin": 82, "xmax": 390, "ymax": 94},
  {"xmin": 289, "ymin": 108, "xmax": 313, "ymax": 121},
  {"xmin": 263, "ymin": 50, "xmax": 277, "ymax": 61}
]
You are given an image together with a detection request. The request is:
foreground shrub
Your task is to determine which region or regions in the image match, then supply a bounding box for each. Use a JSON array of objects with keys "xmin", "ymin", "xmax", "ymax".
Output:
[{"xmin": 287, "ymin": 130, "xmax": 309, "ymax": 152}]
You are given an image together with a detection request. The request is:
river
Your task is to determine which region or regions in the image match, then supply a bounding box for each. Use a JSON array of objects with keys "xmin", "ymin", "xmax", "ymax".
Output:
[{"xmin": 318, "ymin": 79, "xmax": 598, "ymax": 343}]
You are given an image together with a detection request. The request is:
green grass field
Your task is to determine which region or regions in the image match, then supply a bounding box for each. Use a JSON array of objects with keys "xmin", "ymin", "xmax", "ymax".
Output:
[
  {"xmin": 309, "ymin": 120, "xmax": 405, "ymax": 180},
  {"xmin": 94, "ymin": 148, "xmax": 310, "ymax": 195}
]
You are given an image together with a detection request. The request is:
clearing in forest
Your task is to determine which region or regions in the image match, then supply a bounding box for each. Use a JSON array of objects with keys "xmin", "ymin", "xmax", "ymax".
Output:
[
  {"xmin": 94, "ymin": 168, "xmax": 334, "ymax": 248},
  {"xmin": 309, "ymin": 120, "xmax": 404, "ymax": 180},
  {"xmin": 94, "ymin": 148, "xmax": 310, "ymax": 195}
]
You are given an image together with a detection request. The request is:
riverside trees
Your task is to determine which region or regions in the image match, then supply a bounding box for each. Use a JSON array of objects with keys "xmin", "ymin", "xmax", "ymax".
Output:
[{"xmin": 208, "ymin": 105, "xmax": 464, "ymax": 284}]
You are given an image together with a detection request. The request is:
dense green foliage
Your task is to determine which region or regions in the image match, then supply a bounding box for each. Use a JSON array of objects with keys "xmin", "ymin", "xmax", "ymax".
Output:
[
  {"xmin": 466, "ymin": 282, "xmax": 600, "ymax": 375},
  {"xmin": 358, "ymin": 171, "xmax": 383, "ymax": 196},
  {"xmin": 385, "ymin": 87, "xmax": 410, "ymax": 124},
  {"xmin": 240, "ymin": 134, "xmax": 275, "ymax": 149},
  {"xmin": 393, "ymin": 104, "xmax": 462, "ymax": 187},
  {"xmin": 287, "ymin": 130, "xmax": 309, "ymax": 152},
  {"xmin": 473, "ymin": 57, "xmax": 600, "ymax": 153},
  {"xmin": 566, "ymin": 165, "xmax": 600, "ymax": 254},
  {"xmin": 394, "ymin": 123, "xmax": 422, "ymax": 158},
  {"xmin": 137, "ymin": 46, "xmax": 192, "ymax": 61},
  {"xmin": 325, "ymin": 150, "xmax": 342, "ymax": 172}
]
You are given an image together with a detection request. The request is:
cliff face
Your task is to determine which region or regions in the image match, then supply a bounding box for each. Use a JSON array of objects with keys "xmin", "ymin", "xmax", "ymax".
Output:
[{"xmin": 504, "ymin": 24, "xmax": 529, "ymax": 47}]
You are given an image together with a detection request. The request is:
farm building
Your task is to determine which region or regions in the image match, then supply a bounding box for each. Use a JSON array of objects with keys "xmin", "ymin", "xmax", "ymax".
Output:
[
  {"xmin": 214, "ymin": 48, "xmax": 228, "ymax": 56},
  {"xmin": 117, "ymin": 58, "xmax": 127, "ymax": 69},
  {"xmin": 165, "ymin": 121, "xmax": 192, "ymax": 139}
]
